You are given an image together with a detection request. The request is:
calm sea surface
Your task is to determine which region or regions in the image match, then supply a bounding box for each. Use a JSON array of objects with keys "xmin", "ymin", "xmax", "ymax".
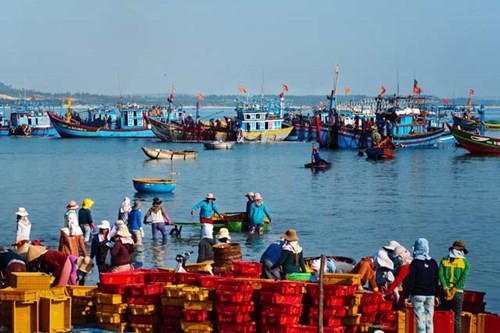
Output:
[{"xmin": 0, "ymin": 109, "xmax": 499, "ymax": 315}]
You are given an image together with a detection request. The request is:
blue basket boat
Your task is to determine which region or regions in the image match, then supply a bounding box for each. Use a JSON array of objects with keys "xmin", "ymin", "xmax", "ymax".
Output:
[{"xmin": 132, "ymin": 178, "xmax": 176, "ymax": 193}]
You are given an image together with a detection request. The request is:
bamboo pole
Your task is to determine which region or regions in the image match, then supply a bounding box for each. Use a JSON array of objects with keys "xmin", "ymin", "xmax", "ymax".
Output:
[{"xmin": 318, "ymin": 254, "xmax": 326, "ymax": 333}]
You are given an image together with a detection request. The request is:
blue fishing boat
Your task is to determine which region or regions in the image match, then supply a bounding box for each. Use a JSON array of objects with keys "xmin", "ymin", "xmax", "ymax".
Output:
[
  {"xmin": 0, "ymin": 110, "xmax": 9, "ymax": 136},
  {"xmin": 132, "ymin": 178, "xmax": 176, "ymax": 193},
  {"xmin": 1, "ymin": 101, "xmax": 58, "ymax": 136},
  {"xmin": 48, "ymin": 103, "xmax": 161, "ymax": 138}
]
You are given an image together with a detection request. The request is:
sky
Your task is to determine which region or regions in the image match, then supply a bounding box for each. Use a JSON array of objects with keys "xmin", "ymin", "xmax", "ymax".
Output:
[{"xmin": 1, "ymin": 0, "xmax": 499, "ymax": 98}]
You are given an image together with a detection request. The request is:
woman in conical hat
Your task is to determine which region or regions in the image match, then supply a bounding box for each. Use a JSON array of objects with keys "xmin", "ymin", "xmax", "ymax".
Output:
[{"xmin": 27, "ymin": 245, "xmax": 72, "ymax": 287}]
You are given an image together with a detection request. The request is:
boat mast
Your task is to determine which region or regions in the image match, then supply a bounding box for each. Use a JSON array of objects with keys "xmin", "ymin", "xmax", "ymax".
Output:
[{"xmin": 328, "ymin": 64, "xmax": 340, "ymax": 148}]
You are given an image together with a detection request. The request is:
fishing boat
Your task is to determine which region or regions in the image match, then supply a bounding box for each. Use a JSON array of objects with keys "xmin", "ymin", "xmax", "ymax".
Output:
[
  {"xmin": 365, "ymin": 137, "xmax": 396, "ymax": 159},
  {"xmin": 448, "ymin": 123, "xmax": 500, "ymax": 155},
  {"xmin": 132, "ymin": 178, "xmax": 176, "ymax": 193},
  {"xmin": 213, "ymin": 212, "xmax": 269, "ymax": 233},
  {"xmin": 204, "ymin": 141, "xmax": 234, "ymax": 150},
  {"xmin": 47, "ymin": 103, "xmax": 161, "ymax": 138},
  {"xmin": 485, "ymin": 120, "xmax": 500, "ymax": 130},
  {"xmin": 141, "ymin": 147, "xmax": 198, "ymax": 160},
  {"xmin": 6, "ymin": 110, "xmax": 57, "ymax": 136},
  {"xmin": 0, "ymin": 111, "xmax": 8, "ymax": 136}
]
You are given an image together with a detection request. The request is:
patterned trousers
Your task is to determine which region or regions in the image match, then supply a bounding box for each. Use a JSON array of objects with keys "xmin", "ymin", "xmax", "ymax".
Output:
[{"xmin": 411, "ymin": 295, "xmax": 435, "ymax": 333}]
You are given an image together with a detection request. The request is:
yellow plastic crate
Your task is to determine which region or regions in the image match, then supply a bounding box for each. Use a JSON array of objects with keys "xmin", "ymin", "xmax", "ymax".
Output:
[
  {"xmin": 342, "ymin": 314, "xmax": 361, "ymax": 326},
  {"xmin": 348, "ymin": 305, "xmax": 359, "ymax": 315},
  {"xmin": 183, "ymin": 287, "xmax": 211, "ymax": 301},
  {"xmin": 164, "ymin": 284, "xmax": 188, "ymax": 297},
  {"xmin": 161, "ymin": 295, "xmax": 185, "ymax": 307},
  {"xmin": 184, "ymin": 300, "xmax": 213, "ymax": 311},
  {"xmin": 0, "ymin": 287, "xmax": 38, "ymax": 302},
  {"xmin": 39, "ymin": 296, "xmax": 71, "ymax": 333},
  {"xmin": 10, "ymin": 272, "xmax": 53, "ymax": 290},
  {"xmin": 67, "ymin": 285, "xmax": 97, "ymax": 297},
  {"xmin": 131, "ymin": 323, "xmax": 157, "ymax": 333},
  {"xmin": 347, "ymin": 293, "xmax": 363, "ymax": 305},
  {"xmin": 96, "ymin": 311, "xmax": 128, "ymax": 324},
  {"xmin": 40, "ymin": 286, "xmax": 69, "ymax": 298},
  {"xmin": 72, "ymin": 296, "xmax": 94, "ymax": 307},
  {"xmin": 323, "ymin": 273, "xmax": 361, "ymax": 286},
  {"xmin": 462, "ymin": 311, "xmax": 477, "ymax": 333},
  {"xmin": 181, "ymin": 320, "xmax": 213, "ymax": 330},
  {"xmin": 129, "ymin": 304, "xmax": 157, "ymax": 315},
  {"xmin": 13, "ymin": 299, "xmax": 39, "ymax": 333},
  {"xmin": 96, "ymin": 303, "xmax": 128, "ymax": 314},
  {"xmin": 99, "ymin": 322, "xmax": 130, "ymax": 332},
  {"xmin": 96, "ymin": 292, "xmax": 124, "ymax": 304}
]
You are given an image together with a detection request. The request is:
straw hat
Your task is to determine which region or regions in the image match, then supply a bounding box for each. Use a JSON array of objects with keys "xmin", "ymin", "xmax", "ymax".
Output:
[
  {"xmin": 449, "ymin": 240, "xmax": 468, "ymax": 254},
  {"xmin": 66, "ymin": 200, "xmax": 79, "ymax": 210},
  {"xmin": 26, "ymin": 245, "xmax": 48, "ymax": 263},
  {"xmin": 16, "ymin": 207, "xmax": 29, "ymax": 217},
  {"xmin": 216, "ymin": 228, "xmax": 231, "ymax": 240},
  {"xmin": 205, "ymin": 193, "xmax": 216, "ymax": 200},
  {"xmin": 97, "ymin": 220, "xmax": 111, "ymax": 230},
  {"xmin": 77, "ymin": 256, "xmax": 94, "ymax": 274},
  {"xmin": 281, "ymin": 229, "xmax": 298, "ymax": 242},
  {"xmin": 116, "ymin": 226, "xmax": 132, "ymax": 238},
  {"xmin": 245, "ymin": 192, "xmax": 255, "ymax": 198},
  {"xmin": 375, "ymin": 249, "xmax": 394, "ymax": 270},
  {"xmin": 383, "ymin": 240, "xmax": 401, "ymax": 252}
]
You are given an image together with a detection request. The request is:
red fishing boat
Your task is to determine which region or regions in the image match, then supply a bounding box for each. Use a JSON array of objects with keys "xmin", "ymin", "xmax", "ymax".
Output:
[{"xmin": 448, "ymin": 123, "xmax": 500, "ymax": 155}]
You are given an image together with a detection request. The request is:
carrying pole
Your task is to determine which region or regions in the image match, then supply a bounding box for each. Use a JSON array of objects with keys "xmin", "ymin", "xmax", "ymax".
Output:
[{"xmin": 317, "ymin": 254, "xmax": 326, "ymax": 333}]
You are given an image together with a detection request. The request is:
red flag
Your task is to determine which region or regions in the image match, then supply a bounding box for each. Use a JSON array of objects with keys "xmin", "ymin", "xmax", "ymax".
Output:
[
  {"xmin": 344, "ymin": 87, "xmax": 350, "ymax": 95},
  {"xmin": 443, "ymin": 98, "xmax": 449, "ymax": 105},
  {"xmin": 197, "ymin": 93, "xmax": 205, "ymax": 101},
  {"xmin": 469, "ymin": 89, "xmax": 475, "ymax": 96},
  {"xmin": 380, "ymin": 86, "xmax": 386, "ymax": 96},
  {"xmin": 282, "ymin": 84, "xmax": 289, "ymax": 92},
  {"xmin": 30, "ymin": 93, "xmax": 35, "ymax": 101},
  {"xmin": 413, "ymin": 79, "xmax": 421, "ymax": 94},
  {"xmin": 239, "ymin": 86, "xmax": 247, "ymax": 94}
]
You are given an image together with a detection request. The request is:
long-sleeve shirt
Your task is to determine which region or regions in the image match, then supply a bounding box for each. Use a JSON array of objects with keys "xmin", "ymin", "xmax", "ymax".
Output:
[
  {"xmin": 248, "ymin": 203, "xmax": 271, "ymax": 225},
  {"xmin": 404, "ymin": 258, "xmax": 439, "ymax": 298},
  {"xmin": 192, "ymin": 200, "xmax": 220, "ymax": 218},
  {"xmin": 38, "ymin": 250, "xmax": 68, "ymax": 286},
  {"xmin": 110, "ymin": 240, "xmax": 133, "ymax": 267},
  {"xmin": 197, "ymin": 238, "xmax": 215, "ymax": 263},
  {"xmin": 271, "ymin": 249, "xmax": 306, "ymax": 275},
  {"xmin": 78, "ymin": 208, "xmax": 93, "ymax": 226},
  {"xmin": 384, "ymin": 263, "xmax": 410, "ymax": 296},
  {"xmin": 438, "ymin": 257, "xmax": 470, "ymax": 291},
  {"xmin": 351, "ymin": 257, "xmax": 377, "ymax": 290},
  {"xmin": 260, "ymin": 240, "xmax": 285, "ymax": 264},
  {"xmin": 128, "ymin": 209, "xmax": 143, "ymax": 231}
]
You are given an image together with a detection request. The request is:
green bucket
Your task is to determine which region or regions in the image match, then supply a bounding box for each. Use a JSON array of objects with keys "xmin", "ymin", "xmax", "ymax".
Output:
[{"xmin": 286, "ymin": 272, "xmax": 312, "ymax": 281}]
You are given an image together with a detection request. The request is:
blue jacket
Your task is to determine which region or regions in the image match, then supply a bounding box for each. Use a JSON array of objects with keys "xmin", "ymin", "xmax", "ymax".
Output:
[
  {"xmin": 128, "ymin": 209, "xmax": 142, "ymax": 231},
  {"xmin": 248, "ymin": 202, "xmax": 271, "ymax": 225},
  {"xmin": 260, "ymin": 240, "xmax": 285, "ymax": 264},
  {"xmin": 192, "ymin": 200, "xmax": 220, "ymax": 218}
]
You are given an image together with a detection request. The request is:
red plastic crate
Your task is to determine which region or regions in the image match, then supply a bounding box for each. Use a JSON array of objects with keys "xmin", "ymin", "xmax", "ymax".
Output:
[
  {"xmin": 162, "ymin": 317, "xmax": 182, "ymax": 326},
  {"xmin": 259, "ymin": 324, "xmax": 291, "ymax": 333},
  {"xmin": 175, "ymin": 272, "xmax": 201, "ymax": 285},
  {"xmin": 378, "ymin": 300, "xmax": 393, "ymax": 311},
  {"xmin": 311, "ymin": 294, "xmax": 347, "ymax": 306},
  {"xmin": 183, "ymin": 309, "xmax": 209, "ymax": 322},
  {"xmin": 262, "ymin": 281, "xmax": 304, "ymax": 295},
  {"xmin": 145, "ymin": 271, "xmax": 176, "ymax": 283},
  {"xmin": 462, "ymin": 301, "xmax": 486, "ymax": 313},
  {"xmin": 162, "ymin": 306, "xmax": 183, "ymax": 318},
  {"xmin": 262, "ymin": 313, "xmax": 300, "ymax": 325},
  {"xmin": 433, "ymin": 310, "xmax": 454, "ymax": 333},
  {"xmin": 359, "ymin": 303, "xmax": 378, "ymax": 313},
  {"xmin": 99, "ymin": 270, "xmax": 146, "ymax": 285},
  {"xmin": 129, "ymin": 314, "xmax": 160, "ymax": 325},
  {"xmin": 259, "ymin": 292, "xmax": 303, "ymax": 305},
  {"xmin": 199, "ymin": 275, "xmax": 224, "ymax": 288},
  {"xmin": 216, "ymin": 290, "xmax": 253, "ymax": 303},
  {"xmin": 359, "ymin": 291, "xmax": 383, "ymax": 303},
  {"xmin": 308, "ymin": 316, "xmax": 342, "ymax": 327},
  {"xmin": 233, "ymin": 273, "xmax": 262, "ymax": 279},
  {"xmin": 478, "ymin": 313, "xmax": 500, "ymax": 333},
  {"xmin": 217, "ymin": 311, "xmax": 251, "ymax": 323},
  {"xmin": 126, "ymin": 283, "xmax": 164, "ymax": 296},
  {"xmin": 97, "ymin": 282, "xmax": 127, "ymax": 294},
  {"xmin": 218, "ymin": 321, "xmax": 256, "ymax": 333},
  {"xmin": 464, "ymin": 290, "xmax": 486, "ymax": 304},
  {"xmin": 289, "ymin": 326, "xmax": 345, "ymax": 333},
  {"xmin": 379, "ymin": 310, "xmax": 398, "ymax": 322},
  {"xmin": 264, "ymin": 304, "xmax": 303, "ymax": 315},
  {"xmin": 307, "ymin": 284, "xmax": 356, "ymax": 297},
  {"xmin": 218, "ymin": 280, "xmax": 254, "ymax": 292},
  {"xmin": 232, "ymin": 261, "xmax": 263, "ymax": 275},
  {"xmin": 126, "ymin": 294, "xmax": 161, "ymax": 305},
  {"xmin": 216, "ymin": 301, "xmax": 255, "ymax": 313},
  {"xmin": 309, "ymin": 306, "xmax": 348, "ymax": 317},
  {"xmin": 360, "ymin": 311, "xmax": 377, "ymax": 323}
]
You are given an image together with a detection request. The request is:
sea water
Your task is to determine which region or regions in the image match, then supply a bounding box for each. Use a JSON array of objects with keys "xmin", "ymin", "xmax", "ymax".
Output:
[{"xmin": 0, "ymin": 112, "xmax": 499, "ymax": 316}]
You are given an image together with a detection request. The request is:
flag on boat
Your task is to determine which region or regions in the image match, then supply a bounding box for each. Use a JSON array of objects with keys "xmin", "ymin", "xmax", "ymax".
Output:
[
  {"xmin": 413, "ymin": 79, "xmax": 421, "ymax": 94},
  {"xmin": 469, "ymin": 89, "xmax": 475, "ymax": 96},
  {"xmin": 197, "ymin": 93, "xmax": 205, "ymax": 101},
  {"xmin": 282, "ymin": 84, "xmax": 289, "ymax": 92},
  {"xmin": 380, "ymin": 86, "xmax": 386, "ymax": 96},
  {"xmin": 443, "ymin": 98, "xmax": 449, "ymax": 104},
  {"xmin": 30, "ymin": 93, "xmax": 35, "ymax": 101},
  {"xmin": 345, "ymin": 87, "xmax": 350, "ymax": 95},
  {"xmin": 239, "ymin": 86, "xmax": 247, "ymax": 94}
]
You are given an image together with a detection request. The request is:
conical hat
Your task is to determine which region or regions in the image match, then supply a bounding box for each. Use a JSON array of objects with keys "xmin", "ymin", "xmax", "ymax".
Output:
[{"xmin": 27, "ymin": 245, "xmax": 48, "ymax": 262}]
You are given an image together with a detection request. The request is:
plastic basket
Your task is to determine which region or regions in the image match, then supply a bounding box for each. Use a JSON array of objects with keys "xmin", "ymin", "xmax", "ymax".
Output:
[
  {"xmin": 0, "ymin": 287, "xmax": 38, "ymax": 302},
  {"xmin": 97, "ymin": 282, "xmax": 127, "ymax": 294},
  {"xmin": 145, "ymin": 270, "xmax": 176, "ymax": 283},
  {"xmin": 96, "ymin": 292, "xmax": 124, "ymax": 304},
  {"xmin": 126, "ymin": 282, "xmax": 164, "ymax": 296},
  {"xmin": 184, "ymin": 301, "xmax": 213, "ymax": 311},
  {"xmin": 261, "ymin": 312, "xmax": 300, "ymax": 325},
  {"xmin": 183, "ymin": 309, "xmax": 209, "ymax": 322},
  {"xmin": 217, "ymin": 310, "xmax": 252, "ymax": 323},
  {"xmin": 129, "ymin": 304, "xmax": 157, "ymax": 315},
  {"xmin": 12, "ymin": 299, "xmax": 39, "ymax": 333},
  {"xmin": 99, "ymin": 270, "xmax": 146, "ymax": 285},
  {"xmin": 215, "ymin": 290, "xmax": 253, "ymax": 303},
  {"xmin": 97, "ymin": 311, "xmax": 128, "ymax": 324},
  {"xmin": 164, "ymin": 284, "xmax": 188, "ymax": 297},
  {"xmin": 131, "ymin": 323, "xmax": 157, "ymax": 333},
  {"xmin": 216, "ymin": 301, "xmax": 255, "ymax": 313},
  {"xmin": 66, "ymin": 285, "xmax": 97, "ymax": 297},
  {"xmin": 217, "ymin": 321, "xmax": 256, "ymax": 333},
  {"xmin": 264, "ymin": 303, "xmax": 303, "ymax": 315},
  {"xmin": 286, "ymin": 273, "xmax": 312, "ymax": 281},
  {"xmin": 39, "ymin": 296, "xmax": 71, "ymax": 333},
  {"xmin": 232, "ymin": 261, "xmax": 263, "ymax": 275},
  {"xmin": 126, "ymin": 293, "xmax": 161, "ymax": 305},
  {"xmin": 217, "ymin": 280, "xmax": 254, "ymax": 292},
  {"xmin": 10, "ymin": 272, "xmax": 53, "ymax": 290},
  {"xmin": 323, "ymin": 273, "xmax": 361, "ymax": 286},
  {"xmin": 259, "ymin": 291, "xmax": 303, "ymax": 305},
  {"xmin": 180, "ymin": 319, "xmax": 213, "ymax": 330},
  {"xmin": 262, "ymin": 281, "xmax": 305, "ymax": 295},
  {"xmin": 161, "ymin": 305, "xmax": 183, "ymax": 318},
  {"xmin": 129, "ymin": 314, "xmax": 160, "ymax": 325}
]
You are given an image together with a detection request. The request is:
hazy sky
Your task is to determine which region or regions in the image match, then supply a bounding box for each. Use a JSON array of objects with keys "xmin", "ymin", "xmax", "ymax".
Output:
[{"xmin": 1, "ymin": 0, "xmax": 499, "ymax": 98}]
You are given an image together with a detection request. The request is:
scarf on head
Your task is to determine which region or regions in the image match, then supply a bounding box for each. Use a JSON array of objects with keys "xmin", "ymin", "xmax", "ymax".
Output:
[
  {"xmin": 120, "ymin": 197, "xmax": 131, "ymax": 214},
  {"xmin": 283, "ymin": 241, "xmax": 302, "ymax": 254},
  {"xmin": 413, "ymin": 238, "xmax": 431, "ymax": 260},
  {"xmin": 120, "ymin": 237, "xmax": 134, "ymax": 245},
  {"xmin": 448, "ymin": 249, "xmax": 465, "ymax": 259}
]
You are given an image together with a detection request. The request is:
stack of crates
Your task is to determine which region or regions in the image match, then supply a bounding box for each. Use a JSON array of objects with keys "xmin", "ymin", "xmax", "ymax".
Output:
[
  {"xmin": 39, "ymin": 287, "xmax": 72, "ymax": 333},
  {"xmin": 182, "ymin": 286, "xmax": 215, "ymax": 333},
  {"xmin": 476, "ymin": 313, "xmax": 500, "ymax": 333},
  {"xmin": 463, "ymin": 290, "xmax": 487, "ymax": 314},
  {"xmin": 126, "ymin": 282, "xmax": 164, "ymax": 332},
  {"xmin": 0, "ymin": 287, "xmax": 39, "ymax": 332},
  {"xmin": 67, "ymin": 285, "xmax": 97, "ymax": 325},
  {"xmin": 232, "ymin": 261, "xmax": 263, "ymax": 279},
  {"xmin": 161, "ymin": 284, "xmax": 188, "ymax": 333},
  {"xmin": 215, "ymin": 279, "xmax": 255, "ymax": 333},
  {"xmin": 259, "ymin": 281, "xmax": 304, "ymax": 332},
  {"xmin": 358, "ymin": 291, "xmax": 384, "ymax": 329},
  {"xmin": 307, "ymin": 284, "xmax": 357, "ymax": 329},
  {"xmin": 397, "ymin": 309, "xmax": 454, "ymax": 333}
]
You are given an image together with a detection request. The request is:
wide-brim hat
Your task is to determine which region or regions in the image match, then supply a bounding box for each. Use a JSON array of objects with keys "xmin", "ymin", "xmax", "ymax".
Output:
[
  {"xmin": 16, "ymin": 207, "xmax": 29, "ymax": 217},
  {"xmin": 205, "ymin": 193, "xmax": 216, "ymax": 200},
  {"xmin": 27, "ymin": 245, "xmax": 48, "ymax": 263},
  {"xmin": 116, "ymin": 226, "xmax": 132, "ymax": 238},
  {"xmin": 216, "ymin": 228, "xmax": 231, "ymax": 240},
  {"xmin": 98, "ymin": 220, "xmax": 111, "ymax": 230},
  {"xmin": 449, "ymin": 240, "xmax": 468, "ymax": 254},
  {"xmin": 375, "ymin": 249, "xmax": 394, "ymax": 270},
  {"xmin": 383, "ymin": 240, "xmax": 401, "ymax": 252},
  {"xmin": 77, "ymin": 256, "xmax": 94, "ymax": 274},
  {"xmin": 82, "ymin": 198, "xmax": 94, "ymax": 209},
  {"xmin": 281, "ymin": 229, "xmax": 298, "ymax": 242},
  {"xmin": 245, "ymin": 192, "xmax": 254, "ymax": 198},
  {"xmin": 66, "ymin": 200, "xmax": 79, "ymax": 209}
]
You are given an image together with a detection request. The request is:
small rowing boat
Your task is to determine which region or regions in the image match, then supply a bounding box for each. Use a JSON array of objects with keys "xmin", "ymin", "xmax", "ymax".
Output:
[
  {"xmin": 141, "ymin": 147, "xmax": 198, "ymax": 160},
  {"xmin": 213, "ymin": 212, "xmax": 269, "ymax": 233},
  {"xmin": 304, "ymin": 161, "xmax": 332, "ymax": 169},
  {"xmin": 132, "ymin": 178, "xmax": 176, "ymax": 193},
  {"xmin": 365, "ymin": 137, "xmax": 396, "ymax": 159},
  {"xmin": 204, "ymin": 141, "xmax": 234, "ymax": 150},
  {"xmin": 448, "ymin": 122, "xmax": 500, "ymax": 155}
]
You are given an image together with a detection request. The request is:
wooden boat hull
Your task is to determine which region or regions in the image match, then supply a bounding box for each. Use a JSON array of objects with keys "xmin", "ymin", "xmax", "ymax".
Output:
[
  {"xmin": 485, "ymin": 121, "xmax": 500, "ymax": 130},
  {"xmin": 304, "ymin": 162, "xmax": 332, "ymax": 169},
  {"xmin": 132, "ymin": 178, "xmax": 176, "ymax": 193},
  {"xmin": 146, "ymin": 116, "xmax": 232, "ymax": 142},
  {"xmin": 48, "ymin": 112, "xmax": 155, "ymax": 138},
  {"xmin": 448, "ymin": 123, "xmax": 500, "ymax": 154},
  {"xmin": 242, "ymin": 126, "xmax": 295, "ymax": 142},
  {"xmin": 365, "ymin": 147, "xmax": 395, "ymax": 159},
  {"xmin": 213, "ymin": 212, "xmax": 269, "ymax": 233},
  {"xmin": 204, "ymin": 141, "xmax": 234, "ymax": 150},
  {"xmin": 141, "ymin": 147, "xmax": 198, "ymax": 160}
]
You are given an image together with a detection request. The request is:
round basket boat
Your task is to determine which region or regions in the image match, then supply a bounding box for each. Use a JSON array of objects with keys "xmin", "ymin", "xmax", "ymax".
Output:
[{"xmin": 132, "ymin": 178, "xmax": 176, "ymax": 193}]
